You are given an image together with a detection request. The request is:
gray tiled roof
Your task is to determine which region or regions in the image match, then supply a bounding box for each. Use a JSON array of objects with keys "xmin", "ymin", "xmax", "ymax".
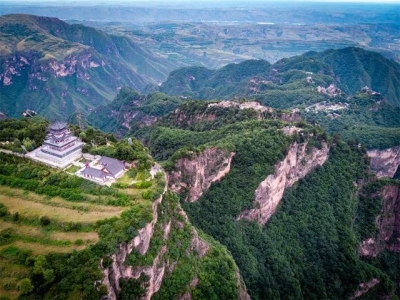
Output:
[
  {"xmin": 49, "ymin": 120, "xmax": 68, "ymax": 131},
  {"xmin": 82, "ymin": 167, "xmax": 104, "ymax": 178},
  {"xmin": 99, "ymin": 156, "xmax": 124, "ymax": 176}
]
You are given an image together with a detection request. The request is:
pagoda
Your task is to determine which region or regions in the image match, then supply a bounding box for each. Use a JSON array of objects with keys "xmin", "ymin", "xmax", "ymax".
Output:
[{"xmin": 34, "ymin": 121, "xmax": 84, "ymax": 168}]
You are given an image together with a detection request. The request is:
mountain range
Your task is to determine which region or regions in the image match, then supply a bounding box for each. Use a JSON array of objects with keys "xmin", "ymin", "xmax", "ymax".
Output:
[
  {"xmin": 159, "ymin": 47, "xmax": 400, "ymax": 108},
  {"xmin": 0, "ymin": 10, "xmax": 400, "ymax": 299},
  {"xmin": 0, "ymin": 14, "xmax": 177, "ymax": 120}
]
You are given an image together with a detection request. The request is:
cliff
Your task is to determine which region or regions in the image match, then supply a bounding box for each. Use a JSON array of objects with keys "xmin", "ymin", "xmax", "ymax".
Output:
[
  {"xmin": 168, "ymin": 148, "xmax": 235, "ymax": 202},
  {"xmin": 102, "ymin": 174, "xmax": 247, "ymax": 299},
  {"xmin": 102, "ymin": 175, "xmax": 167, "ymax": 300},
  {"xmin": 0, "ymin": 14, "xmax": 176, "ymax": 119},
  {"xmin": 239, "ymin": 141, "xmax": 329, "ymax": 225},
  {"xmin": 367, "ymin": 146, "xmax": 400, "ymax": 179},
  {"xmin": 359, "ymin": 185, "xmax": 400, "ymax": 257}
]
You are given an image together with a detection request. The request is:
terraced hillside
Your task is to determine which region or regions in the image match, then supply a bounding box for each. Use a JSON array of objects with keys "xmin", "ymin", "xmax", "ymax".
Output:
[
  {"xmin": 0, "ymin": 116, "xmax": 245, "ymax": 299},
  {"xmin": 0, "ymin": 152, "xmax": 164, "ymax": 299}
]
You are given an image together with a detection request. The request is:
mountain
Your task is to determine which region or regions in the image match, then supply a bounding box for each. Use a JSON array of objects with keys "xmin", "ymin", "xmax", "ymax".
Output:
[
  {"xmin": 0, "ymin": 117, "xmax": 247, "ymax": 299},
  {"xmin": 304, "ymin": 87, "xmax": 400, "ymax": 149},
  {"xmin": 159, "ymin": 47, "xmax": 400, "ymax": 107},
  {"xmin": 0, "ymin": 14, "xmax": 177, "ymax": 120},
  {"xmin": 87, "ymin": 86, "xmax": 185, "ymax": 138},
  {"xmin": 128, "ymin": 99, "xmax": 400, "ymax": 299}
]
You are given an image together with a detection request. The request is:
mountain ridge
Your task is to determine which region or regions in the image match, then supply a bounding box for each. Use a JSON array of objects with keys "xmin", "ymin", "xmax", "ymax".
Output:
[
  {"xmin": 0, "ymin": 14, "xmax": 177, "ymax": 120},
  {"xmin": 159, "ymin": 47, "xmax": 400, "ymax": 107}
]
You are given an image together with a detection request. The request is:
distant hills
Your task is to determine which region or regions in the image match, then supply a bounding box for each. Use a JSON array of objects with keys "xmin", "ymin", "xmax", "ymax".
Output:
[
  {"xmin": 159, "ymin": 47, "xmax": 400, "ymax": 108},
  {"xmin": 0, "ymin": 14, "xmax": 177, "ymax": 120}
]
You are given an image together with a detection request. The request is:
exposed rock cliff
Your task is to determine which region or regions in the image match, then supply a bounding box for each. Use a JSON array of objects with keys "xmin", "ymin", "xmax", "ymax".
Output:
[
  {"xmin": 168, "ymin": 148, "xmax": 235, "ymax": 202},
  {"xmin": 208, "ymin": 100, "xmax": 301, "ymax": 122},
  {"xmin": 367, "ymin": 146, "xmax": 400, "ymax": 178},
  {"xmin": 359, "ymin": 185, "xmax": 400, "ymax": 257},
  {"xmin": 102, "ymin": 173, "xmax": 249, "ymax": 300},
  {"xmin": 102, "ymin": 180, "xmax": 166, "ymax": 300},
  {"xmin": 350, "ymin": 278, "xmax": 380, "ymax": 300},
  {"xmin": 239, "ymin": 141, "xmax": 329, "ymax": 225},
  {"xmin": 0, "ymin": 14, "xmax": 176, "ymax": 119}
]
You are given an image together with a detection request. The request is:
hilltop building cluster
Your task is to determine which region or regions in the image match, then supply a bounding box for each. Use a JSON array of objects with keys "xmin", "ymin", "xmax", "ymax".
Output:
[{"xmin": 26, "ymin": 121, "xmax": 126, "ymax": 184}]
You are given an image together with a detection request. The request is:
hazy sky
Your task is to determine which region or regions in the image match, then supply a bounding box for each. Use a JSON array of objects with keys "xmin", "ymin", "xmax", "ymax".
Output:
[{"xmin": 3, "ymin": 0, "xmax": 400, "ymax": 2}]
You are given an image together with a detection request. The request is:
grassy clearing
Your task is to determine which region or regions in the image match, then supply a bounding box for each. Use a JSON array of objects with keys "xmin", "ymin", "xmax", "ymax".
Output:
[
  {"xmin": 65, "ymin": 165, "xmax": 81, "ymax": 173},
  {"xmin": 118, "ymin": 172, "xmax": 135, "ymax": 185},
  {"xmin": 0, "ymin": 241, "xmax": 86, "ymax": 255},
  {"xmin": 0, "ymin": 220, "xmax": 98, "ymax": 244},
  {"xmin": 0, "ymin": 187, "xmax": 124, "ymax": 223},
  {"xmin": 0, "ymin": 193, "xmax": 124, "ymax": 223},
  {"xmin": 0, "ymin": 256, "xmax": 30, "ymax": 299}
]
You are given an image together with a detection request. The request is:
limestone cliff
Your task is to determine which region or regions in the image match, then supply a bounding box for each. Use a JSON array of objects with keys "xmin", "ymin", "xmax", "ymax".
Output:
[
  {"xmin": 350, "ymin": 278, "xmax": 380, "ymax": 300},
  {"xmin": 102, "ymin": 173, "xmax": 248, "ymax": 300},
  {"xmin": 367, "ymin": 146, "xmax": 400, "ymax": 178},
  {"xmin": 168, "ymin": 148, "xmax": 235, "ymax": 202},
  {"xmin": 359, "ymin": 185, "xmax": 400, "ymax": 257},
  {"xmin": 102, "ymin": 177, "xmax": 167, "ymax": 300},
  {"xmin": 239, "ymin": 141, "xmax": 329, "ymax": 226}
]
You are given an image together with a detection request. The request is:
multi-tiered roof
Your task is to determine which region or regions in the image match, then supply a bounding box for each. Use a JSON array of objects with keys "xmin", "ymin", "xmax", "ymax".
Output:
[{"xmin": 41, "ymin": 121, "xmax": 82, "ymax": 158}]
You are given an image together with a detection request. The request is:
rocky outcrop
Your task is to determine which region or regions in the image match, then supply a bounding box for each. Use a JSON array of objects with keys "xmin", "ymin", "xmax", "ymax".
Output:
[
  {"xmin": 102, "ymin": 174, "xmax": 167, "ymax": 300},
  {"xmin": 368, "ymin": 146, "xmax": 400, "ymax": 178},
  {"xmin": 350, "ymin": 278, "xmax": 380, "ymax": 300},
  {"xmin": 239, "ymin": 141, "xmax": 329, "ymax": 225},
  {"xmin": 168, "ymin": 148, "xmax": 235, "ymax": 202},
  {"xmin": 208, "ymin": 100, "xmax": 273, "ymax": 114},
  {"xmin": 359, "ymin": 185, "xmax": 400, "ymax": 257},
  {"xmin": 208, "ymin": 100, "xmax": 301, "ymax": 122}
]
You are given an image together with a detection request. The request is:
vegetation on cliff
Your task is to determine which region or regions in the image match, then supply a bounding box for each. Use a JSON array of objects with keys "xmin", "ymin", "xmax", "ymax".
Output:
[
  {"xmin": 0, "ymin": 14, "xmax": 177, "ymax": 120},
  {"xmin": 137, "ymin": 101, "xmax": 399, "ymax": 299}
]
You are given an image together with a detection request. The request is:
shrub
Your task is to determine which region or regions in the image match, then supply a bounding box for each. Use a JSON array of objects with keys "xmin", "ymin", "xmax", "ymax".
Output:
[
  {"xmin": 12, "ymin": 212, "xmax": 20, "ymax": 222},
  {"xmin": 74, "ymin": 239, "xmax": 84, "ymax": 246},
  {"xmin": 40, "ymin": 216, "xmax": 51, "ymax": 226},
  {"xmin": 0, "ymin": 203, "xmax": 8, "ymax": 217},
  {"xmin": 18, "ymin": 278, "xmax": 34, "ymax": 295},
  {"xmin": 133, "ymin": 181, "xmax": 152, "ymax": 189}
]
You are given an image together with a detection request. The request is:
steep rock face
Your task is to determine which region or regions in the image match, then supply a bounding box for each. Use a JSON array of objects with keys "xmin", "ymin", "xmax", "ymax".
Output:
[
  {"xmin": 350, "ymin": 278, "xmax": 380, "ymax": 300},
  {"xmin": 168, "ymin": 148, "xmax": 235, "ymax": 202},
  {"xmin": 359, "ymin": 185, "xmax": 400, "ymax": 256},
  {"xmin": 102, "ymin": 176, "xmax": 167, "ymax": 300},
  {"xmin": 367, "ymin": 146, "xmax": 400, "ymax": 178},
  {"xmin": 0, "ymin": 14, "xmax": 176, "ymax": 119},
  {"xmin": 102, "ymin": 173, "xmax": 249, "ymax": 300},
  {"xmin": 239, "ymin": 141, "xmax": 329, "ymax": 225}
]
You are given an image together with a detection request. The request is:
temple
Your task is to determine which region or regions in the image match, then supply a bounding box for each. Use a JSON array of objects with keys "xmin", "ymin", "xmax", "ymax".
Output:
[{"xmin": 32, "ymin": 121, "xmax": 85, "ymax": 168}]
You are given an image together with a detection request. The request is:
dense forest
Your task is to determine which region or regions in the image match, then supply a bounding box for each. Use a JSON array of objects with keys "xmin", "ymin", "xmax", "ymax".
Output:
[
  {"xmin": 1, "ymin": 45, "xmax": 399, "ymax": 299},
  {"xmin": 136, "ymin": 100, "xmax": 400, "ymax": 299}
]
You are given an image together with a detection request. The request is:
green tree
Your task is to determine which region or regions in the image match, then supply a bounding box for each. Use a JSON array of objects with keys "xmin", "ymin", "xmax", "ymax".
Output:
[{"xmin": 18, "ymin": 278, "xmax": 34, "ymax": 295}]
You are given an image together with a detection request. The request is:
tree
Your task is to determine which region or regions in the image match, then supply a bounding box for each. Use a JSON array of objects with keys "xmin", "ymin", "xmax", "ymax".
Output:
[
  {"xmin": 18, "ymin": 278, "xmax": 34, "ymax": 295},
  {"xmin": 116, "ymin": 143, "xmax": 135, "ymax": 161}
]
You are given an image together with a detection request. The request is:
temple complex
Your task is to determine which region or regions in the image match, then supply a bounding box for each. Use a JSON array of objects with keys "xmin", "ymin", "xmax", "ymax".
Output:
[{"xmin": 30, "ymin": 121, "xmax": 84, "ymax": 168}]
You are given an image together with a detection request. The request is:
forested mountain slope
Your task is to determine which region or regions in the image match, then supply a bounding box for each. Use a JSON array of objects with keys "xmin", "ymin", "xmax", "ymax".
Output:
[
  {"xmin": 132, "ymin": 100, "xmax": 400, "ymax": 299},
  {"xmin": 159, "ymin": 47, "xmax": 400, "ymax": 107},
  {"xmin": 0, "ymin": 14, "xmax": 176, "ymax": 120},
  {"xmin": 87, "ymin": 87, "xmax": 185, "ymax": 138},
  {"xmin": 303, "ymin": 88, "xmax": 400, "ymax": 149},
  {"xmin": 0, "ymin": 117, "xmax": 245, "ymax": 299}
]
